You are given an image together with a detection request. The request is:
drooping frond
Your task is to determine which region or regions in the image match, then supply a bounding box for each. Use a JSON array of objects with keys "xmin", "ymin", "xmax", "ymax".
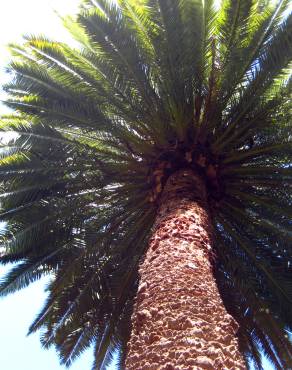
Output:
[{"xmin": 0, "ymin": 0, "xmax": 291, "ymax": 368}]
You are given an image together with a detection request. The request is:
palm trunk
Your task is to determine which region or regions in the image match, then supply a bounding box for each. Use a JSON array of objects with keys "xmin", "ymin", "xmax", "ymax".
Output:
[{"xmin": 126, "ymin": 169, "xmax": 246, "ymax": 369}]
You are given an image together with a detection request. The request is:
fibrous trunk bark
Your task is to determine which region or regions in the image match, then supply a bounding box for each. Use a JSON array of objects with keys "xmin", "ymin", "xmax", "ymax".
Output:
[{"xmin": 126, "ymin": 169, "xmax": 246, "ymax": 369}]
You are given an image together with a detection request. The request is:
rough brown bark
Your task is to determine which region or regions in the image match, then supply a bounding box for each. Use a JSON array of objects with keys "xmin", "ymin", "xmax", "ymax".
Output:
[{"xmin": 126, "ymin": 169, "xmax": 246, "ymax": 369}]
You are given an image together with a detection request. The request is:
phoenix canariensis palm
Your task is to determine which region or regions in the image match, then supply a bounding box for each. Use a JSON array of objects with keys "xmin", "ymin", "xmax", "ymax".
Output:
[{"xmin": 0, "ymin": 0, "xmax": 292, "ymax": 368}]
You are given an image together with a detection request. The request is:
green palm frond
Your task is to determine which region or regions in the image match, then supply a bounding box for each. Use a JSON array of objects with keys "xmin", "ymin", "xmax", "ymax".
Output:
[{"xmin": 0, "ymin": 0, "xmax": 291, "ymax": 368}]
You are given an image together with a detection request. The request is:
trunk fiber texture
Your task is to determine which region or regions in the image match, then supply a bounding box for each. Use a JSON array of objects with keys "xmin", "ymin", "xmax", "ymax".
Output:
[{"xmin": 126, "ymin": 169, "xmax": 246, "ymax": 369}]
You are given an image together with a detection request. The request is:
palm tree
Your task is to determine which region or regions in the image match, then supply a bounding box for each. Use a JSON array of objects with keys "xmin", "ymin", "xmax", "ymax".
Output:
[{"xmin": 0, "ymin": 0, "xmax": 291, "ymax": 368}]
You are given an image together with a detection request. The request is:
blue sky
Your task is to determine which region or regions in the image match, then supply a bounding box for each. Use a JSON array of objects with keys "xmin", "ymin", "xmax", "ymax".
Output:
[
  {"xmin": 0, "ymin": 265, "xmax": 94, "ymax": 370},
  {"xmin": 0, "ymin": 2, "xmax": 97, "ymax": 369},
  {"xmin": 0, "ymin": 0, "xmax": 80, "ymax": 111}
]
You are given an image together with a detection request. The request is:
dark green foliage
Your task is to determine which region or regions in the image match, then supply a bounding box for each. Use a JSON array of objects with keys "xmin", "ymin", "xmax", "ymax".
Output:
[{"xmin": 0, "ymin": 1, "xmax": 291, "ymax": 369}]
